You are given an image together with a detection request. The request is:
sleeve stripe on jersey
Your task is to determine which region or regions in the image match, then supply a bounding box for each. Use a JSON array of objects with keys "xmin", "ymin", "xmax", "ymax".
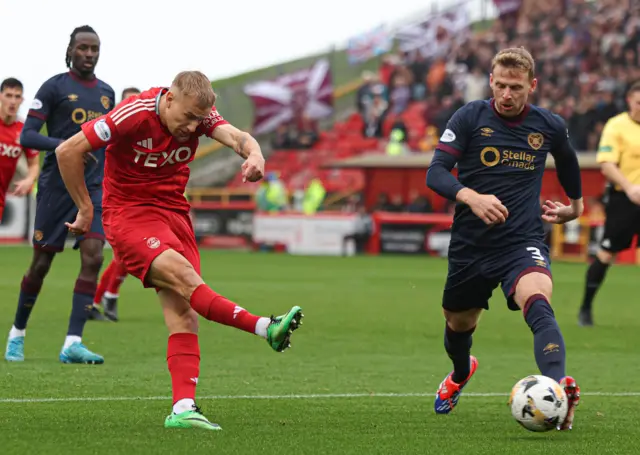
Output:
[
  {"xmin": 111, "ymin": 99, "xmax": 156, "ymax": 124},
  {"xmin": 437, "ymin": 143, "xmax": 462, "ymax": 157},
  {"xmin": 28, "ymin": 110, "xmax": 46, "ymax": 121}
]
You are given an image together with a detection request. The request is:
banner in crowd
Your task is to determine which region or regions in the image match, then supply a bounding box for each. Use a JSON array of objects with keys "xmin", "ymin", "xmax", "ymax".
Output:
[
  {"xmin": 346, "ymin": 25, "xmax": 393, "ymax": 65},
  {"xmin": 243, "ymin": 59, "xmax": 333, "ymax": 135},
  {"xmin": 492, "ymin": 0, "xmax": 522, "ymax": 16},
  {"xmin": 394, "ymin": 6, "xmax": 470, "ymax": 57}
]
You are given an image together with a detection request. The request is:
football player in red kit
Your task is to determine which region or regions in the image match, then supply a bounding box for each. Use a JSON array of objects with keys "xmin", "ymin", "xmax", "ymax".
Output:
[
  {"xmin": 0, "ymin": 78, "xmax": 39, "ymax": 221},
  {"xmin": 56, "ymin": 71, "xmax": 303, "ymax": 430}
]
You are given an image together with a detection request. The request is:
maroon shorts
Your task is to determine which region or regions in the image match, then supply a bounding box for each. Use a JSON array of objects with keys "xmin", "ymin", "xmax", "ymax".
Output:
[{"xmin": 103, "ymin": 206, "xmax": 200, "ymax": 288}]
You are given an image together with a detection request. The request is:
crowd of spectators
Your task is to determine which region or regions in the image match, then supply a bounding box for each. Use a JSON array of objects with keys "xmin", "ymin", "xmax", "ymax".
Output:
[
  {"xmin": 356, "ymin": 0, "xmax": 640, "ymax": 152},
  {"xmin": 270, "ymin": 0, "xmax": 636, "ymax": 216},
  {"xmin": 270, "ymin": 116, "xmax": 320, "ymax": 150}
]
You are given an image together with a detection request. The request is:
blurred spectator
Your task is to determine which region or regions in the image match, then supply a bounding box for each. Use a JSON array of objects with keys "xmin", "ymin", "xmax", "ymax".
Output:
[
  {"xmin": 373, "ymin": 193, "xmax": 401, "ymax": 211},
  {"xmin": 357, "ymin": 71, "xmax": 387, "ymax": 115},
  {"xmin": 342, "ymin": 204, "xmax": 373, "ymax": 256},
  {"xmin": 432, "ymin": 96, "xmax": 457, "ymax": 138},
  {"xmin": 389, "ymin": 73, "xmax": 411, "ymax": 114},
  {"xmin": 296, "ymin": 116, "xmax": 319, "ymax": 149},
  {"xmin": 255, "ymin": 172, "xmax": 288, "ymax": 212},
  {"xmin": 269, "ymin": 117, "xmax": 318, "ymax": 150},
  {"xmin": 271, "ymin": 123, "xmax": 295, "ymax": 150},
  {"xmin": 406, "ymin": 191, "xmax": 433, "ymax": 213},
  {"xmin": 362, "ymin": 90, "xmax": 389, "ymax": 138},
  {"xmin": 409, "ymin": 53, "xmax": 429, "ymax": 100},
  {"xmin": 386, "ymin": 194, "xmax": 405, "ymax": 212},
  {"xmin": 379, "ymin": 0, "xmax": 640, "ymax": 151},
  {"xmin": 464, "ymin": 66, "xmax": 489, "ymax": 103}
]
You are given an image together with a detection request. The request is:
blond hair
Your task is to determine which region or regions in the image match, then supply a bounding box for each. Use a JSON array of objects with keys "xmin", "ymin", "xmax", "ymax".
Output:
[
  {"xmin": 491, "ymin": 47, "xmax": 535, "ymax": 80},
  {"xmin": 171, "ymin": 71, "xmax": 216, "ymax": 108}
]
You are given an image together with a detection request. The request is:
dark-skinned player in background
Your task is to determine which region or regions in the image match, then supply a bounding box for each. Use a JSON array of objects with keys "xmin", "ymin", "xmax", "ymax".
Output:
[{"xmin": 4, "ymin": 26, "xmax": 114, "ymax": 364}]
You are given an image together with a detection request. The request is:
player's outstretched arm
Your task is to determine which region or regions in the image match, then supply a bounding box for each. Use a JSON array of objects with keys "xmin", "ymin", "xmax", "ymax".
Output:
[
  {"xmin": 55, "ymin": 131, "xmax": 95, "ymax": 234},
  {"xmin": 211, "ymin": 124, "xmax": 265, "ymax": 183}
]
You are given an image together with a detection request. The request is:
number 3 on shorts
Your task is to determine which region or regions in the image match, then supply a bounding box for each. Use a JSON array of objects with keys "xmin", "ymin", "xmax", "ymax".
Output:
[{"xmin": 527, "ymin": 246, "xmax": 545, "ymax": 261}]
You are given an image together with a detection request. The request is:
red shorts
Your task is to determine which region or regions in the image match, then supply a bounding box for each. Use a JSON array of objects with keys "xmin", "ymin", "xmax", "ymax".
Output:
[{"xmin": 103, "ymin": 206, "xmax": 200, "ymax": 288}]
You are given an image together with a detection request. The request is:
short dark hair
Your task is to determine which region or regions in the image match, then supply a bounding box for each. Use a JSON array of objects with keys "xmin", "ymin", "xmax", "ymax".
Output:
[
  {"xmin": 627, "ymin": 80, "xmax": 640, "ymax": 96},
  {"xmin": 1, "ymin": 78, "xmax": 23, "ymax": 92},
  {"xmin": 121, "ymin": 87, "xmax": 141, "ymax": 101}
]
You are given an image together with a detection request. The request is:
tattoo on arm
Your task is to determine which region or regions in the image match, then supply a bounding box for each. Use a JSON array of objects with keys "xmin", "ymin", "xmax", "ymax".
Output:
[{"xmin": 237, "ymin": 133, "xmax": 248, "ymax": 158}]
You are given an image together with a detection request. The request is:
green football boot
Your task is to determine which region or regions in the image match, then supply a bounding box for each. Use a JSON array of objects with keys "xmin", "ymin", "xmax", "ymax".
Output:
[
  {"xmin": 164, "ymin": 406, "xmax": 221, "ymax": 431},
  {"xmin": 266, "ymin": 305, "xmax": 304, "ymax": 352}
]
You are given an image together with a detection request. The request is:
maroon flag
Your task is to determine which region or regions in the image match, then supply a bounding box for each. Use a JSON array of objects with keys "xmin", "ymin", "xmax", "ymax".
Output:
[{"xmin": 244, "ymin": 59, "xmax": 333, "ymax": 135}]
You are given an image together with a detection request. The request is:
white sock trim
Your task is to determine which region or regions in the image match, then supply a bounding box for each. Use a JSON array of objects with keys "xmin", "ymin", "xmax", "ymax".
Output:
[
  {"xmin": 63, "ymin": 335, "xmax": 82, "ymax": 350},
  {"xmin": 173, "ymin": 398, "xmax": 195, "ymax": 414},
  {"xmin": 254, "ymin": 317, "xmax": 271, "ymax": 339},
  {"xmin": 9, "ymin": 326, "xmax": 25, "ymax": 339}
]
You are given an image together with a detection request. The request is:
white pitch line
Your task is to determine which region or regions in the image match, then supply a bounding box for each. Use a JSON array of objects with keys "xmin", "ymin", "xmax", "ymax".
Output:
[{"xmin": 0, "ymin": 391, "xmax": 639, "ymax": 404}]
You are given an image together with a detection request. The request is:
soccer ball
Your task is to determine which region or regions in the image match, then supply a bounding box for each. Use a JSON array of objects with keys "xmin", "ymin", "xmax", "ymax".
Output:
[{"xmin": 508, "ymin": 375, "xmax": 568, "ymax": 432}]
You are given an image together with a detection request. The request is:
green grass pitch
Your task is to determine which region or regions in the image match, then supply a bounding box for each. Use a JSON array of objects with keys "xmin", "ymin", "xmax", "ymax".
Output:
[{"xmin": 0, "ymin": 247, "xmax": 636, "ymax": 454}]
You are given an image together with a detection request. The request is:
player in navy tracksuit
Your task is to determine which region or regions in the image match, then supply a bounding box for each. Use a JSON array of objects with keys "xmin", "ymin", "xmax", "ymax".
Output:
[
  {"xmin": 4, "ymin": 26, "xmax": 114, "ymax": 364},
  {"xmin": 426, "ymin": 48, "xmax": 582, "ymax": 430}
]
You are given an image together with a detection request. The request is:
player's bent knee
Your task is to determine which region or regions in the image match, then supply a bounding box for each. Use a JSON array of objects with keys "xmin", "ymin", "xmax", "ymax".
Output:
[
  {"xmin": 78, "ymin": 239, "xmax": 105, "ymax": 277},
  {"xmin": 148, "ymin": 249, "xmax": 203, "ymax": 299},
  {"xmin": 80, "ymin": 251, "xmax": 104, "ymax": 276},
  {"xmin": 514, "ymin": 272, "xmax": 553, "ymax": 309}
]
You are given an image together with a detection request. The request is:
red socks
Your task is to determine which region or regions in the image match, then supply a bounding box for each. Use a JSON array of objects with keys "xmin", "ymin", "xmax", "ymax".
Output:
[
  {"xmin": 190, "ymin": 284, "xmax": 260, "ymax": 334},
  {"xmin": 167, "ymin": 333, "xmax": 200, "ymax": 404},
  {"xmin": 94, "ymin": 260, "xmax": 128, "ymax": 304}
]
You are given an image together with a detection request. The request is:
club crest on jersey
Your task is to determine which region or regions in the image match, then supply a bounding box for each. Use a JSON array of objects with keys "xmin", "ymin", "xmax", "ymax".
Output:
[
  {"xmin": 68, "ymin": 94, "xmax": 79, "ymax": 102},
  {"xmin": 146, "ymin": 237, "xmax": 160, "ymax": 249},
  {"xmin": 101, "ymin": 96, "xmax": 111, "ymax": 110},
  {"xmin": 528, "ymin": 133, "xmax": 544, "ymax": 150}
]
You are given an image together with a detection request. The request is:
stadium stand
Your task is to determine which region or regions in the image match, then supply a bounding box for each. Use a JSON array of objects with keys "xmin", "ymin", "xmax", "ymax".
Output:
[{"xmin": 222, "ymin": 0, "xmax": 640, "ymax": 211}]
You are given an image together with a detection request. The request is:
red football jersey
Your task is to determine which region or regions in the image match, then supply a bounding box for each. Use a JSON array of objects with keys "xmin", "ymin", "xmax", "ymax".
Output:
[
  {"xmin": 81, "ymin": 87, "xmax": 228, "ymax": 213},
  {"xmin": 0, "ymin": 117, "xmax": 38, "ymax": 205}
]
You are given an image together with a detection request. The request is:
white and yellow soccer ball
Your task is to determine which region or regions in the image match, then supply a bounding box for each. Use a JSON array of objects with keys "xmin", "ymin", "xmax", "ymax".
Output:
[{"xmin": 508, "ymin": 375, "xmax": 568, "ymax": 432}]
